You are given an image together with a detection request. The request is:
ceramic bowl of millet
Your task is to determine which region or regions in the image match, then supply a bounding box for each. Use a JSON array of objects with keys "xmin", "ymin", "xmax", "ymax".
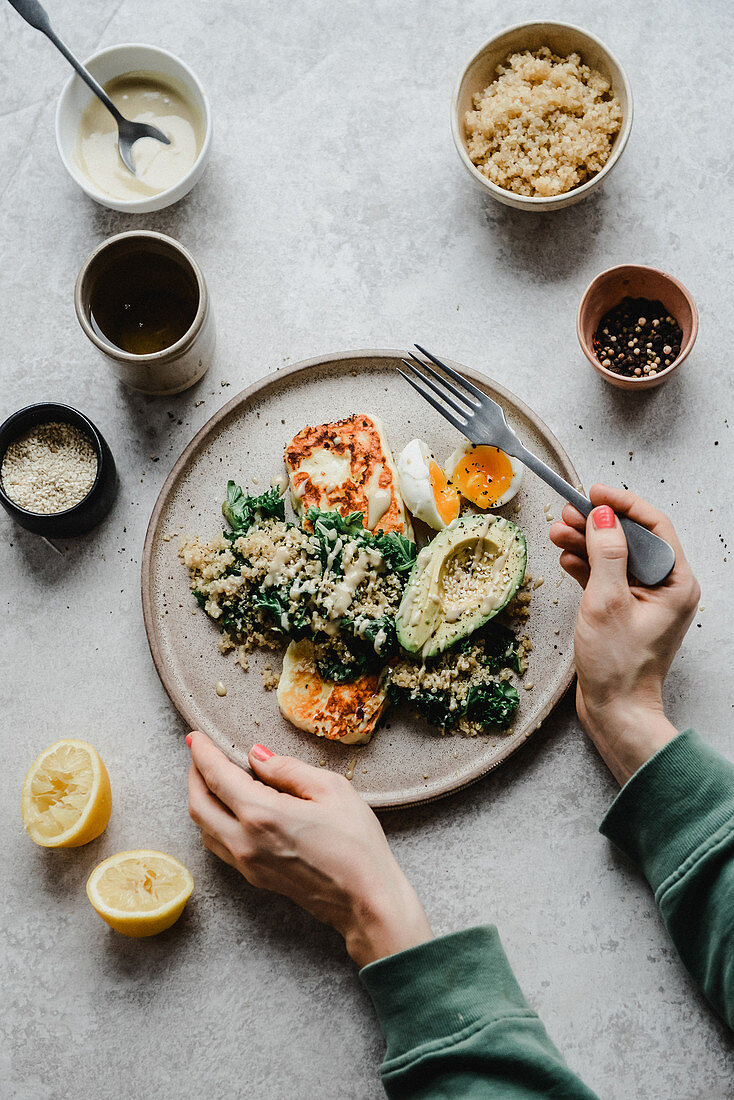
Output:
[
  {"xmin": 0, "ymin": 403, "xmax": 118, "ymax": 537},
  {"xmin": 451, "ymin": 21, "xmax": 633, "ymax": 211},
  {"xmin": 577, "ymin": 264, "xmax": 699, "ymax": 390}
]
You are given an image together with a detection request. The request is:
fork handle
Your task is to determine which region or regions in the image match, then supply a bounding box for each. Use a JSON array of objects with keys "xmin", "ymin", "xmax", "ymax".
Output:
[{"xmin": 513, "ymin": 443, "xmax": 675, "ymax": 586}]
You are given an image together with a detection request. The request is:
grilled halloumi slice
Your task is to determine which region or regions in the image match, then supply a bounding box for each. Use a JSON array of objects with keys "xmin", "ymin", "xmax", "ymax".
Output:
[
  {"xmin": 284, "ymin": 413, "xmax": 412, "ymax": 536},
  {"xmin": 277, "ymin": 640, "xmax": 388, "ymax": 745}
]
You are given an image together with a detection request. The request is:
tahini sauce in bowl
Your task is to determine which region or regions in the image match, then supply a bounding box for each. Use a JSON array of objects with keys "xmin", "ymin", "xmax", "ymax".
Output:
[{"xmin": 77, "ymin": 71, "xmax": 204, "ymax": 201}]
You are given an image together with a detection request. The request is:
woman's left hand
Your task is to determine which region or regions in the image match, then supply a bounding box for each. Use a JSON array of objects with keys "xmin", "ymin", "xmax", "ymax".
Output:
[{"xmin": 187, "ymin": 731, "xmax": 432, "ymax": 967}]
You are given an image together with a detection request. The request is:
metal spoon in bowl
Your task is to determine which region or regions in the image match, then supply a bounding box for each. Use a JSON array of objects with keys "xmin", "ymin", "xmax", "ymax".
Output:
[{"xmin": 7, "ymin": 0, "xmax": 171, "ymax": 175}]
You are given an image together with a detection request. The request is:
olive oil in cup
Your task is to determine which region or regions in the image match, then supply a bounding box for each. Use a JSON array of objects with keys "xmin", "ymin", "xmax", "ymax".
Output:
[
  {"xmin": 75, "ymin": 231, "xmax": 214, "ymax": 394},
  {"xmin": 89, "ymin": 250, "xmax": 198, "ymax": 356}
]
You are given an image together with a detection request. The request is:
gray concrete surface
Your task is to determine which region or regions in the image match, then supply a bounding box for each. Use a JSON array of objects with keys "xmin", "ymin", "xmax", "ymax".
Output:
[{"xmin": 1, "ymin": 1, "xmax": 732, "ymax": 1096}]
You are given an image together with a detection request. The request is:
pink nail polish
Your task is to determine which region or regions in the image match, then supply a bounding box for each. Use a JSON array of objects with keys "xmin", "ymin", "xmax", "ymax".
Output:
[
  {"xmin": 592, "ymin": 505, "xmax": 615, "ymax": 529},
  {"xmin": 252, "ymin": 744, "xmax": 273, "ymax": 761},
  {"xmin": 185, "ymin": 733, "xmax": 193, "ymax": 748}
]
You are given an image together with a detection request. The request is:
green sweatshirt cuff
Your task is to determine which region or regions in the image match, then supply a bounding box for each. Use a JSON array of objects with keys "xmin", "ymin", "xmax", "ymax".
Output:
[
  {"xmin": 359, "ymin": 925, "xmax": 534, "ymax": 1061},
  {"xmin": 600, "ymin": 729, "xmax": 734, "ymax": 894}
]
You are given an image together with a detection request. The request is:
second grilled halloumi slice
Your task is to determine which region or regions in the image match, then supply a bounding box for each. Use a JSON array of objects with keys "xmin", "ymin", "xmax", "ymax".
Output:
[{"xmin": 277, "ymin": 639, "xmax": 388, "ymax": 745}]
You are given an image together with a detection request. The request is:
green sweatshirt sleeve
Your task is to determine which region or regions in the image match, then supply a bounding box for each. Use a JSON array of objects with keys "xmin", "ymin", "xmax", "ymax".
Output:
[
  {"xmin": 360, "ymin": 925, "xmax": 599, "ymax": 1098},
  {"xmin": 600, "ymin": 728, "xmax": 734, "ymax": 1028}
]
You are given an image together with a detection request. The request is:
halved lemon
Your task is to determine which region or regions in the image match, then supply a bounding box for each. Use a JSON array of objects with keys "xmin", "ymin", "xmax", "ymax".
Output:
[
  {"xmin": 87, "ymin": 850, "xmax": 194, "ymax": 937},
  {"xmin": 21, "ymin": 739, "xmax": 112, "ymax": 848}
]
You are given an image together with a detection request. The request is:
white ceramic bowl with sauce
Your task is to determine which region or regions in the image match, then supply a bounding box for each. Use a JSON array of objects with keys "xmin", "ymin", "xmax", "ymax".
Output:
[{"xmin": 55, "ymin": 43, "xmax": 212, "ymax": 214}]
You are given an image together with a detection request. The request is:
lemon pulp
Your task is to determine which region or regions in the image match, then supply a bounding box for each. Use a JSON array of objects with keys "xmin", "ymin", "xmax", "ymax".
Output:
[
  {"xmin": 95, "ymin": 854, "xmax": 189, "ymax": 910},
  {"xmin": 87, "ymin": 850, "xmax": 194, "ymax": 937},
  {"xmin": 21, "ymin": 740, "xmax": 111, "ymax": 848}
]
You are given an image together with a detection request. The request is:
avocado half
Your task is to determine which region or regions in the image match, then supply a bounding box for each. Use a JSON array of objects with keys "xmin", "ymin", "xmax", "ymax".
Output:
[{"xmin": 396, "ymin": 514, "xmax": 527, "ymax": 658}]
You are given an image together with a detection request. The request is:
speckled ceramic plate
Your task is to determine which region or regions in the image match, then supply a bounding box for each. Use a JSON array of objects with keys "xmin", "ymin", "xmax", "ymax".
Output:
[{"xmin": 142, "ymin": 350, "xmax": 581, "ymax": 809}]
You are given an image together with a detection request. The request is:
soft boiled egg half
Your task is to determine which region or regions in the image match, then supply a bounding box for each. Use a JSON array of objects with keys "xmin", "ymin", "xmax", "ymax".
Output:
[
  {"xmin": 444, "ymin": 442, "xmax": 523, "ymax": 509},
  {"xmin": 397, "ymin": 439, "xmax": 460, "ymax": 530}
]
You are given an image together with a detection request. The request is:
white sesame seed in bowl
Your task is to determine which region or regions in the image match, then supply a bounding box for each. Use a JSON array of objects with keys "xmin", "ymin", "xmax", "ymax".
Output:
[
  {"xmin": 1, "ymin": 421, "xmax": 98, "ymax": 514},
  {"xmin": 0, "ymin": 403, "xmax": 118, "ymax": 538}
]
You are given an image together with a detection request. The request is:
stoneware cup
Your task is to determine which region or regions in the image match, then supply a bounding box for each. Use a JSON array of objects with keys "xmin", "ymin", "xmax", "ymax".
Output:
[
  {"xmin": 0, "ymin": 402, "xmax": 118, "ymax": 537},
  {"xmin": 75, "ymin": 231, "xmax": 215, "ymax": 396},
  {"xmin": 55, "ymin": 42, "xmax": 212, "ymax": 214},
  {"xmin": 451, "ymin": 21, "xmax": 633, "ymax": 211},
  {"xmin": 577, "ymin": 264, "xmax": 698, "ymax": 390}
]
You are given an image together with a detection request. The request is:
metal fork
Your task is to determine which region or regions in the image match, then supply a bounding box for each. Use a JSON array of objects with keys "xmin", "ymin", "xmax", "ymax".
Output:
[
  {"xmin": 398, "ymin": 346, "xmax": 675, "ymax": 586},
  {"xmin": 7, "ymin": 0, "xmax": 171, "ymax": 175}
]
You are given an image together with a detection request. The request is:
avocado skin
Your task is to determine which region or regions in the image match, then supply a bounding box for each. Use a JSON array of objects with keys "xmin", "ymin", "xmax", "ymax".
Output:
[{"xmin": 396, "ymin": 514, "xmax": 527, "ymax": 658}]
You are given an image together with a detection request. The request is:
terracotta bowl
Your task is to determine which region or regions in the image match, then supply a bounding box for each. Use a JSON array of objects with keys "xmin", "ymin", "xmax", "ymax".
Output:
[
  {"xmin": 577, "ymin": 265, "xmax": 698, "ymax": 390},
  {"xmin": 451, "ymin": 21, "xmax": 633, "ymax": 211}
]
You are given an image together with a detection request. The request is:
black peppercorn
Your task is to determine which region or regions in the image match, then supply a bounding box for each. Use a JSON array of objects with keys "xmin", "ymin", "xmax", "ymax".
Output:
[{"xmin": 592, "ymin": 298, "xmax": 683, "ymax": 378}]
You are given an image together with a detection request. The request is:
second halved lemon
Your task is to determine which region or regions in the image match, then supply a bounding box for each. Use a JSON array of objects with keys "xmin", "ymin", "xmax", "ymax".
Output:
[
  {"xmin": 21, "ymin": 739, "xmax": 112, "ymax": 848},
  {"xmin": 86, "ymin": 850, "xmax": 194, "ymax": 937}
]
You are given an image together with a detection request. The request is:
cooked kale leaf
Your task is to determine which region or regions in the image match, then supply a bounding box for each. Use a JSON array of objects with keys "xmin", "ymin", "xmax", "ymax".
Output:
[
  {"xmin": 341, "ymin": 615, "xmax": 397, "ymax": 656},
  {"xmin": 223, "ymin": 482, "xmax": 285, "ymax": 536},
  {"xmin": 455, "ymin": 623, "xmax": 522, "ymax": 674},
  {"xmin": 306, "ymin": 506, "xmax": 417, "ymax": 576},
  {"xmin": 480, "ymin": 624, "xmax": 523, "ymax": 674},
  {"xmin": 373, "ymin": 530, "xmax": 417, "ymax": 573},
  {"xmin": 251, "ymin": 587, "xmax": 310, "ymax": 638},
  {"xmin": 314, "ymin": 615, "xmax": 398, "ymax": 684},
  {"xmin": 306, "ymin": 507, "xmax": 362, "ymax": 571},
  {"xmin": 390, "ymin": 675, "xmax": 519, "ymax": 732},
  {"xmin": 315, "ymin": 652, "xmax": 370, "ymax": 683},
  {"xmin": 218, "ymin": 604, "xmax": 251, "ymax": 638},
  {"xmin": 388, "ymin": 682, "xmax": 456, "ymax": 730},
  {"xmin": 289, "ymin": 608, "xmax": 312, "ymax": 639},
  {"xmin": 252, "ymin": 587, "xmax": 289, "ymax": 629},
  {"xmin": 464, "ymin": 681, "xmax": 519, "ymax": 728},
  {"xmin": 307, "ymin": 506, "xmax": 365, "ymax": 541},
  {"xmin": 410, "ymin": 689, "xmax": 455, "ymax": 729}
]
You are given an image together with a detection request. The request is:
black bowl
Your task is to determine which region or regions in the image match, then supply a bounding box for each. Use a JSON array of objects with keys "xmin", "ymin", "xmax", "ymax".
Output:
[{"xmin": 0, "ymin": 403, "xmax": 118, "ymax": 537}]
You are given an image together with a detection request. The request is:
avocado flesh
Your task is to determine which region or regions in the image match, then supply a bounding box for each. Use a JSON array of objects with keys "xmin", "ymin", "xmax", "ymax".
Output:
[{"xmin": 396, "ymin": 515, "xmax": 527, "ymax": 658}]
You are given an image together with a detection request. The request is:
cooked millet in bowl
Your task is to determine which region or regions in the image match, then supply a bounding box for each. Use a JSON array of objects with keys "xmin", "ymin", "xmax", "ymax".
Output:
[
  {"xmin": 451, "ymin": 22, "xmax": 633, "ymax": 211},
  {"xmin": 465, "ymin": 48, "xmax": 622, "ymax": 199}
]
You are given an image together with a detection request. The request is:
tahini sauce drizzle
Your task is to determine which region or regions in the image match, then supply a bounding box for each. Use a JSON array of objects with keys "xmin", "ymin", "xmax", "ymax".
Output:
[{"xmin": 345, "ymin": 751, "xmax": 360, "ymax": 781}]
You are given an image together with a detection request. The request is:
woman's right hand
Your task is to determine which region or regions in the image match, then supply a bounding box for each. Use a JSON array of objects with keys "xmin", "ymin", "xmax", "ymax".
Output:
[
  {"xmin": 187, "ymin": 732, "xmax": 433, "ymax": 968},
  {"xmin": 549, "ymin": 485, "xmax": 701, "ymax": 785}
]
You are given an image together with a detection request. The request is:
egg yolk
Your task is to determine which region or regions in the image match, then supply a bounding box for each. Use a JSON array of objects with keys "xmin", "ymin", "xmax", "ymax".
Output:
[
  {"xmin": 428, "ymin": 460, "xmax": 460, "ymax": 525},
  {"xmin": 450, "ymin": 446, "xmax": 514, "ymax": 508}
]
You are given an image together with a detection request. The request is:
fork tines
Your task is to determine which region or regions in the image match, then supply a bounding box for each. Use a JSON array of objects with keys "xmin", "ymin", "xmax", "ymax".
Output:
[
  {"xmin": 413, "ymin": 345, "xmax": 485, "ymax": 402},
  {"xmin": 397, "ymin": 345, "xmax": 480, "ymax": 432}
]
